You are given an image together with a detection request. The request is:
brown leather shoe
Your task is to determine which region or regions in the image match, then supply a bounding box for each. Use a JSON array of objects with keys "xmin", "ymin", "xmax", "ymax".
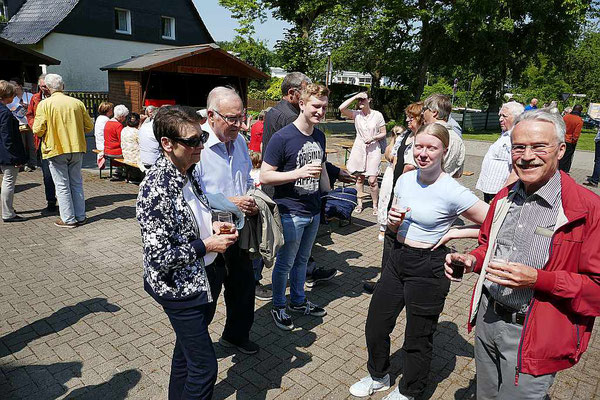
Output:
[{"xmin": 54, "ymin": 219, "xmax": 77, "ymax": 229}]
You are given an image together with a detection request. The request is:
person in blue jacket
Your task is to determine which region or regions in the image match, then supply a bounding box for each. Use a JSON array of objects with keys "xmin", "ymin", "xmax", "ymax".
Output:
[{"xmin": 0, "ymin": 80, "xmax": 27, "ymax": 222}]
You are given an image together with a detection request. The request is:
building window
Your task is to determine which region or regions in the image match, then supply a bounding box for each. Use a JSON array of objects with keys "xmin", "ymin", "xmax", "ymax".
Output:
[
  {"xmin": 161, "ymin": 16, "xmax": 176, "ymax": 40},
  {"xmin": 359, "ymin": 77, "xmax": 372, "ymax": 85},
  {"xmin": 115, "ymin": 8, "xmax": 131, "ymax": 35}
]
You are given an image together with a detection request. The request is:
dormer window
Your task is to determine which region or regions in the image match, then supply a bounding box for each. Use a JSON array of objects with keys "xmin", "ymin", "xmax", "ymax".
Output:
[
  {"xmin": 161, "ymin": 16, "xmax": 175, "ymax": 40},
  {"xmin": 115, "ymin": 8, "xmax": 131, "ymax": 35}
]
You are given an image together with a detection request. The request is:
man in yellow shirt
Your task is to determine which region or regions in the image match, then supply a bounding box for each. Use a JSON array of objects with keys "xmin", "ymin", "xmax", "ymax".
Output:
[{"xmin": 33, "ymin": 74, "xmax": 93, "ymax": 228}]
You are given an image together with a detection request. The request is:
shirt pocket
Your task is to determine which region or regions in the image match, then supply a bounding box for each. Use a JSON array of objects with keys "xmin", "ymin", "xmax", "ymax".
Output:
[{"xmin": 491, "ymin": 142, "xmax": 511, "ymax": 161}]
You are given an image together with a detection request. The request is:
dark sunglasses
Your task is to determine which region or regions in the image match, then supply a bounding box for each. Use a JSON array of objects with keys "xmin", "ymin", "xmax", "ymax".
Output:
[{"xmin": 171, "ymin": 130, "xmax": 209, "ymax": 147}]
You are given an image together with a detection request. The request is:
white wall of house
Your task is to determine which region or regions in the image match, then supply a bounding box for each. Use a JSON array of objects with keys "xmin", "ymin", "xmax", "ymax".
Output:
[{"xmin": 37, "ymin": 32, "xmax": 174, "ymax": 91}]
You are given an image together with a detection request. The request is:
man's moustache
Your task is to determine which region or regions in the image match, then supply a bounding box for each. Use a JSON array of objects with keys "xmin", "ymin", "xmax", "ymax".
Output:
[{"xmin": 516, "ymin": 163, "xmax": 543, "ymax": 168}]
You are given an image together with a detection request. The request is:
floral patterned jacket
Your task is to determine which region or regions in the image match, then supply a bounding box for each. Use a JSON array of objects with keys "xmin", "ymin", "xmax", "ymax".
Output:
[{"xmin": 136, "ymin": 154, "xmax": 213, "ymax": 306}]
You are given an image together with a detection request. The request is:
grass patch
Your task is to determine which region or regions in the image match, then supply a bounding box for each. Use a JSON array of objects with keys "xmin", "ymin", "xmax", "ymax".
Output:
[{"xmin": 464, "ymin": 129, "xmax": 597, "ymax": 152}]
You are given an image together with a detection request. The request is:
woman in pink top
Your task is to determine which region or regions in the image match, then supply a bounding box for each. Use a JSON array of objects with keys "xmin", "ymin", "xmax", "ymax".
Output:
[{"xmin": 339, "ymin": 92, "xmax": 387, "ymax": 214}]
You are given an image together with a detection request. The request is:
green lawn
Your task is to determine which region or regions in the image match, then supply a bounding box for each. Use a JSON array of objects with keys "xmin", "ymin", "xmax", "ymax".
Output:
[{"xmin": 464, "ymin": 128, "xmax": 598, "ymax": 152}]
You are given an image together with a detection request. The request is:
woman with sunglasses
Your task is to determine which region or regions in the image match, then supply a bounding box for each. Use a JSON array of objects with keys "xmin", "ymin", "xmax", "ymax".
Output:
[
  {"xmin": 339, "ymin": 91, "xmax": 387, "ymax": 214},
  {"xmin": 136, "ymin": 105, "xmax": 238, "ymax": 399},
  {"xmin": 350, "ymin": 123, "xmax": 488, "ymax": 400}
]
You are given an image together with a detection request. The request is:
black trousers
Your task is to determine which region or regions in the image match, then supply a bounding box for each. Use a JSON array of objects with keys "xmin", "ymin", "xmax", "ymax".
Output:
[
  {"xmin": 559, "ymin": 142, "xmax": 577, "ymax": 173},
  {"xmin": 162, "ymin": 258, "xmax": 225, "ymax": 400},
  {"xmin": 483, "ymin": 192, "xmax": 496, "ymax": 204},
  {"xmin": 366, "ymin": 241, "xmax": 451, "ymax": 397},
  {"xmin": 212, "ymin": 242, "xmax": 255, "ymax": 344}
]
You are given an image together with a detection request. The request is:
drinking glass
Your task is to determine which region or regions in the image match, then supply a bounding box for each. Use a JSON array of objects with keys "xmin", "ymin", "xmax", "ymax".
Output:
[{"xmin": 217, "ymin": 212, "xmax": 234, "ymax": 234}]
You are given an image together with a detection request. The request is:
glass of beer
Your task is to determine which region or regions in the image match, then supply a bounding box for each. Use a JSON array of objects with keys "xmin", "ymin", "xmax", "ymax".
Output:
[
  {"xmin": 217, "ymin": 212, "xmax": 234, "ymax": 234},
  {"xmin": 310, "ymin": 158, "xmax": 322, "ymax": 178}
]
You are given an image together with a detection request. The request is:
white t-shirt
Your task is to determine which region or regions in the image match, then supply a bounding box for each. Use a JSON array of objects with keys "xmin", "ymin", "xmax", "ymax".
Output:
[
  {"xmin": 94, "ymin": 115, "xmax": 109, "ymax": 150},
  {"xmin": 139, "ymin": 118, "xmax": 161, "ymax": 166},
  {"xmin": 182, "ymin": 180, "xmax": 217, "ymax": 266},
  {"xmin": 393, "ymin": 170, "xmax": 478, "ymax": 244}
]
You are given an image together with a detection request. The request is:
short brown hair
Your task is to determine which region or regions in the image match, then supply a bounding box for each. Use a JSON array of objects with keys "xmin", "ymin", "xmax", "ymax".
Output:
[
  {"xmin": 0, "ymin": 80, "xmax": 16, "ymax": 99},
  {"xmin": 300, "ymin": 83, "xmax": 330, "ymax": 102},
  {"xmin": 154, "ymin": 105, "xmax": 203, "ymax": 150},
  {"xmin": 405, "ymin": 101, "xmax": 424, "ymax": 126},
  {"xmin": 97, "ymin": 101, "xmax": 114, "ymax": 116}
]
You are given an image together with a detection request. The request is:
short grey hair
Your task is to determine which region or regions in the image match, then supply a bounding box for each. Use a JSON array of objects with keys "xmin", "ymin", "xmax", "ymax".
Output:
[
  {"xmin": 514, "ymin": 109, "xmax": 565, "ymax": 143},
  {"xmin": 113, "ymin": 104, "xmax": 129, "ymax": 119},
  {"xmin": 501, "ymin": 102, "xmax": 525, "ymax": 119},
  {"xmin": 424, "ymin": 94, "xmax": 452, "ymax": 122},
  {"xmin": 281, "ymin": 72, "xmax": 311, "ymax": 96},
  {"xmin": 38, "ymin": 73, "xmax": 47, "ymax": 84},
  {"xmin": 44, "ymin": 74, "xmax": 64, "ymax": 91},
  {"xmin": 206, "ymin": 86, "xmax": 242, "ymax": 113}
]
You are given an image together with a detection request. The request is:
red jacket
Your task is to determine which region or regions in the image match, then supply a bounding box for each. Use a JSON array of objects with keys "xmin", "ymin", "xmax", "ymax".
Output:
[
  {"xmin": 468, "ymin": 172, "xmax": 600, "ymax": 378},
  {"xmin": 26, "ymin": 92, "xmax": 43, "ymax": 150},
  {"xmin": 104, "ymin": 120, "xmax": 124, "ymax": 156},
  {"xmin": 563, "ymin": 113, "xmax": 583, "ymax": 144}
]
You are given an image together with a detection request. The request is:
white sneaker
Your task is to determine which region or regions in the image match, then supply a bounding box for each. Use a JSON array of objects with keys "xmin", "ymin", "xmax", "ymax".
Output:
[
  {"xmin": 349, "ymin": 374, "xmax": 390, "ymax": 397},
  {"xmin": 382, "ymin": 386, "xmax": 414, "ymax": 400}
]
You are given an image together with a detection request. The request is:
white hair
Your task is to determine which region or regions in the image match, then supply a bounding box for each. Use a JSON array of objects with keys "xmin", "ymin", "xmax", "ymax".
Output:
[
  {"xmin": 514, "ymin": 109, "xmax": 566, "ymax": 143},
  {"xmin": 113, "ymin": 104, "xmax": 129, "ymax": 119},
  {"xmin": 501, "ymin": 102, "xmax": 525, "ymax": 119},
  {"xmin": 206, "ymin": 86, "xmax": 242, "ymax": 113},
  {"xmin": 44, "ymin": 74, "xmax": 64, "ymax": 91}
]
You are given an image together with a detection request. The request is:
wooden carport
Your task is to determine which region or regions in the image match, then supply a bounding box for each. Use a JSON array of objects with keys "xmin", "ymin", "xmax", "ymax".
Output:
[
  {"xmin": 0, "ymin": 37, "xmax": 60, "ymax": 84},
  {"xmin": 100, "ymin": 44, "xmax": 269, "ymax": 113}
]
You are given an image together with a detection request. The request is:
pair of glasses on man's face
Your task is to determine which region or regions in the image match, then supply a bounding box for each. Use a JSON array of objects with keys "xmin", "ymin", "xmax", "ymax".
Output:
[
  {"xmin": 511, "ymin": 143, "xmax": 558, "ymax": 156},
  {"xmin": 171, "ymin": 130, "xmax": 209, "ymax": 148},
  {"xmin": 214, "ymin": 110, "xmax": 247, "ymax": 125}
]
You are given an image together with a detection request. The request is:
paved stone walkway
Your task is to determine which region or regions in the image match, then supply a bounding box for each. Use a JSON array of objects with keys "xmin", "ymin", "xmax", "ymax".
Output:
[{"xmin": 1, "ymin": 138, "xmax": 599, "ymax": 399}]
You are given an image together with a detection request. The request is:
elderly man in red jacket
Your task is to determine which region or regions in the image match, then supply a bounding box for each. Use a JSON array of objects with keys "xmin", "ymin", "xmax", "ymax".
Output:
[
  {"xmin": 25, "ymin": 74, "xmax": 56, "ymax": 212},
  {"xmin": 445, "ymin": 109, "xmax": 600, "ymax": 399}
]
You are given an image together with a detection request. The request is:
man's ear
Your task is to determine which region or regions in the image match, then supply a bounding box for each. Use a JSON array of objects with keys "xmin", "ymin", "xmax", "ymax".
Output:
[{"xmin": 557, "ymin": 142, "xmax": 567, "ymax": 160}]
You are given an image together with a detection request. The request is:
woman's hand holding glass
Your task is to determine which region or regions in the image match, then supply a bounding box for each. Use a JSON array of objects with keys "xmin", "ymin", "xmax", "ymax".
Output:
[
  {"xmin": 387, "ymin": 197, "xmax": 410, "ymax": 231},
  {"xmin": 203, "ymin": 217, "xmax": 238, "ymax": 254}
]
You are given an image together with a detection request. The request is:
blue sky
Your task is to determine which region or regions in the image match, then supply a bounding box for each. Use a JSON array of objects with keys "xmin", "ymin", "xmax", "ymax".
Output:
[{"xmin": 194, "ymin": 0, "xmax": 290, "ymax": 49}]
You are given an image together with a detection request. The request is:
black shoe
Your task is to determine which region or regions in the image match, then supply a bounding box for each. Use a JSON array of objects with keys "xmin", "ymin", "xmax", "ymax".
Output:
[
  {"xmin": 583, "ymin": 181, "xmax": 598, "ymax": 188},
  {"xmin": 288, "ymin": 301, "xmax": 327, "ymax": 317},
  {"xmin": 363, "ymin": 281, "xmax": 376, "ymax": 294},
  {"xmin": 218, "ymin": 338, "xmax": 259, "ymax": 355},
  {"xmin": 3, "ymin": 215, "xmax": 25, "ymax": 223},
  {"xmin": 271, "ymin": 307, "xmax": 294, "ymax": 331},
  {"xmin": 76, "ymin": 218, "xmax": 88, "ymax": 226},
  {"xmin": 255, "ymin": 283, "xmax": 272, "ymax": 301},
  {"xmin": 306, "ymin": 266, "xmax": 337, "ymax": 288}
]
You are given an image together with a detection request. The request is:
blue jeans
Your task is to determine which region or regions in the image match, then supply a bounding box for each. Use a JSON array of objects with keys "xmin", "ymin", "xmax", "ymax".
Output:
[
  {"xmin": 272, "ymin": 213, "xmax": 320, "ymax": 309},
  {"xmin": 589, "ymin": 141, "xmax": 600, "ymax": 184},
  {"xmin": 38, "ymin": 148, "xmax": 56, "ymax": 204},
  {"xmin": 163, "ymin": 304, "xmax": 218, "ymax": 400},
  {"xmin": 47, "ymin": 152, "xmax": 85, "ymax": 224}
]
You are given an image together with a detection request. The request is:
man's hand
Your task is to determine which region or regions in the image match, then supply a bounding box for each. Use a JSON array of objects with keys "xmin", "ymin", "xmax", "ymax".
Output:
[
  {"xmin": 444, "ymin": 253, "xmax": 476, "ymax": 281},
  {"xmin": 228, "ymin": 196, "xmax": 258, "ymax": 216},
  {"xmin": 485, "ymin": 261, "xmax": 538, "ymax": 289},
  {"xmin": 337, "ymin": 168, "xmax": 357, "ymax": 184},
  {"xmin": 296, "ymin": 163, "xmax": 322, "ymax": 179}
]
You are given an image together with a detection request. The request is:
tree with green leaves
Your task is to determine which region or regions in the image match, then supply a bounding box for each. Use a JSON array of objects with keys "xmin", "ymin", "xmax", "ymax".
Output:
[{"xmin": 217, "ymin": 36, "xmax": 274, "ymax": 73}]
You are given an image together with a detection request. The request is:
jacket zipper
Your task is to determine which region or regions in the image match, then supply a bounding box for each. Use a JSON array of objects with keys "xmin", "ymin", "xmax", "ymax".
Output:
[{"xmin": 516, "ymin": 228, "xmax": 557, "ymax": 385}]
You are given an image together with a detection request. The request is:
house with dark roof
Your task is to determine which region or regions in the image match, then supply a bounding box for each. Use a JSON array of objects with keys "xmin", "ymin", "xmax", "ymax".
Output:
[{"xmin": 0, "ymin": 0, "xmax": 214, "ymax": 91}]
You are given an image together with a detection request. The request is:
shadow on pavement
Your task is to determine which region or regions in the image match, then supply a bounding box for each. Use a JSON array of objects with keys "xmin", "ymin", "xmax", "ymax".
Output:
[
  {"xmin": 86, "ymin": 205, "xmax": 136, "ymax": 224},
  {"xmin": 0, "ymin": 298, "xmax": 120, "ymax": 358},
  {"xmin": 63, "ymin": 369, "xmax": 142, "ymax": 400},
  {"xmin": 386, "ymin": 321, "xmax": 475, "ymax": 400},
  {"xmin": 14, "ymin": 182, "xmax": 40, "ymax": 194},
  {"xmin": 85, "ymin": 193, "xmax": 138, "ymax": 210},
  {"xmin": 2, "ymin": 361, "xmax": 83, "ymax": 400}
]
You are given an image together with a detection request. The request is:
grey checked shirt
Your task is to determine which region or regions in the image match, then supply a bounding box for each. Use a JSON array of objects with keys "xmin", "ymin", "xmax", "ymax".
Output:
[{"xmin": 484, "ymin": 171, "xmax": 562, "ymax": 312}]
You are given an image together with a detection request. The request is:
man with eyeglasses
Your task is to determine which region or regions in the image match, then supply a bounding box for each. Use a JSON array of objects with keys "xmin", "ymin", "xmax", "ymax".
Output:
[
  {"xmin": 194, "ymin": 86, "xmax": 260, "ymax": 355},
  {"xmin": 26, "ymin": 74, "xmax": 56, "ymax": 213},
  {"xmin": 476, "ymin": 102, "xmax": 524, "ymax": 203},
  {"xmin": 445, "ymin": 110, "xmax": 600, "ymax": 399}
]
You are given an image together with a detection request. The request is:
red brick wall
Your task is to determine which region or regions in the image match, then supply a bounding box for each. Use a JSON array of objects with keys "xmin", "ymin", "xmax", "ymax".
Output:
[{"xmin": 107, "ymin": 71, "xmax": 142, "ymax": 113}]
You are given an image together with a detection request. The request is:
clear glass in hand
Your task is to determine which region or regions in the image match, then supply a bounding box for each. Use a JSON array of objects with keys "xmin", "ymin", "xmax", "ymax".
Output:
[{"xmin": 217, "ymin": 212, "xmax": 233, "ymax": 234}]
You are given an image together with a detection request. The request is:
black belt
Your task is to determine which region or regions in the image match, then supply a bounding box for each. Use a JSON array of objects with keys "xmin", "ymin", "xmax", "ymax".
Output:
[{"xmin": 484, "ymin": 290, "xmax": 526, "ymax": 325}]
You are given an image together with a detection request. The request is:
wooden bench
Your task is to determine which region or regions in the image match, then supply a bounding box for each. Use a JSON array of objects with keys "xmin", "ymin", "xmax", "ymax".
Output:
[{"xmin": 92, "ymin": 149, "xmax": 140, "ymax": 179}]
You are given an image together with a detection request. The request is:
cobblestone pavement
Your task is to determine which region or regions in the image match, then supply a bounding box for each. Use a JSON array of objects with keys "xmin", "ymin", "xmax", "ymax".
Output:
[{"xmin": 1, "ymin": 139, "xmax": 599, "ymax": 400}]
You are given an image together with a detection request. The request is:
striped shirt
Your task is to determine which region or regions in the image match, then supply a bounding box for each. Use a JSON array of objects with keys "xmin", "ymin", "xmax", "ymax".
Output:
[
  {"xmin": 484, "ymin": 171, "xmax": 562, "ymax": 312},
  {"xmin": 476, "ymin": 129, "xmax": 513, "ymax": 195}
]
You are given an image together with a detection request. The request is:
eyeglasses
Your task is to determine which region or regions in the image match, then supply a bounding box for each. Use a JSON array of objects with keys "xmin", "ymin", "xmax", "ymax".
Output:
[
  {"xmin": 171, "ymin": 130, "xmax": 209, "ymax": 147},
  {"xmin": 511, "ymin": 143, "xmax": 558, "ymax": 155},
  {"xmin": 421, "ymin": 106, "xmax": 430, "ymax": 114},
  {"xmin": 498, "ymin": 113, "xmax": 510, "ymax": 119},
  {"xmin": 214, "ymin": 110, "xmax": 246, "ymax": 125}
]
